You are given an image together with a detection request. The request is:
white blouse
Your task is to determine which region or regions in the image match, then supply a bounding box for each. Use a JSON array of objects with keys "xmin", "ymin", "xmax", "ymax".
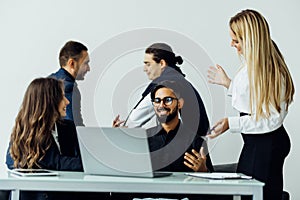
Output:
[
  {"xmin": 51, "ymin": 124, "xmax": 61, "ymax": 154},
  {"xmin": 227, "ymin": 66, "xmax": 288, "ymax": 134}
]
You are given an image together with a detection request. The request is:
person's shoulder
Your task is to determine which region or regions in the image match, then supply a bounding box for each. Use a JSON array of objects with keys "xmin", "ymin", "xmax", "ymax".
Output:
[
  {"xmin": 178, "ymin": 123, "xmax": 195, "ymax": 135},
  {"xmin": 57, "ymin": 119, "xmax": 76, "ymax": 130},
  {"xmin": 157, "ymin": 68, "xmax": 193, "ymax": 89},
  {"xmin": 146, "ymin": 125, "xmax": 158, "ymax": 133},
  {"xmin": 157, "ymin": 67, "xmax": 185, "ymax": 81},
  {"xmin": 146, "ymin": 125, "xmax": 163, "ymax": 136},
  {"xmin": 49, "ymin": 68, "xmax": 74, "ymax": 82},
  {"xmin": 49, "ymin": 68, "xmax": 62, "ymax": 78}
]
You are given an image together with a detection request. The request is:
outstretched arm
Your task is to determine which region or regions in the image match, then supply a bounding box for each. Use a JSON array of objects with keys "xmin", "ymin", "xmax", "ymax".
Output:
[
  {"xmin": 207, "ymin": 118, "xmax": 229, "ymax": 139},
  {"xmin": 207, "ymin": 64, "xmax": 231, "ymax": 89}
]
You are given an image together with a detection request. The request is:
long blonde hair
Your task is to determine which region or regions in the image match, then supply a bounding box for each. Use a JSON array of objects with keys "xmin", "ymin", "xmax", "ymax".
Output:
[
  {"xmin": 10, "ymin": 78, "xmax": 64, "ymax": 168},
  {"xmin": 230, "ymin": 9, "xmax": 294, "ymax": 119}
]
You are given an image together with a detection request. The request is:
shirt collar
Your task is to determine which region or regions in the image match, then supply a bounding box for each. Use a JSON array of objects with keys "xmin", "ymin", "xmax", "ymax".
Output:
[
  {"xmin": 60, "ymin": 68, "xmax": 75, "ymax": 81},
  {"xmin": 158, "ymin": 120, "xmax": 181, "ymax": 136}
]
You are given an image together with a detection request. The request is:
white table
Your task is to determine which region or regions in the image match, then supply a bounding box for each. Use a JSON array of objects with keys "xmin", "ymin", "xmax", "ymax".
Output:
[{"xmin": 0, "ymin": 170, "xmax": 264, "ymax": 200}]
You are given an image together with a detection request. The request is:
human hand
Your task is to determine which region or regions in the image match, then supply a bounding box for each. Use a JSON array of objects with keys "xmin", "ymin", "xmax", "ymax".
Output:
[
  {"xmin": 112, "ymin": 114, "xmax": 125, "ymax": 127},
  {"xmin": 184, "ymin": 147, "xmax": 208, "ymax": 172},
  {"xmin": 207, "ymin": 118, "xmax": 229, "ymax": 139},
  {"xmin": 207, "ymin": 64, "xmax": 231, "ymax": 88}
]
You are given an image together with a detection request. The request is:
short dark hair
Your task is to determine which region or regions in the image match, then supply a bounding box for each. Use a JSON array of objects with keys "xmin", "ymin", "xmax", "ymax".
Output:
[
  {"xmin": 59, "ymin": 41, "xmax": 88, "ymax": 67},
  {"xmin": 151, "ymin": 80, "xmax": 182, "ymax": 101}
]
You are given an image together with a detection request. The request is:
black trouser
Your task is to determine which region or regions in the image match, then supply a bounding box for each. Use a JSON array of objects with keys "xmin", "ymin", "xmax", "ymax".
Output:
[{"xmin": 237, "ymin": 126, "xmax": 290, "ymax": 200}]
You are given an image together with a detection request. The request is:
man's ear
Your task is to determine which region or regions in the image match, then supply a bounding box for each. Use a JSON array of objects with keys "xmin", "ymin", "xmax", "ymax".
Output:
[
  {"xmin": 159, "ymin": 59, "xmax": 167, "ymax": 69},
  {"xmin": 67, "ymin": 58, "xmax": 75, "ymax": 69},
  {"xmin": 178, "ymin": 98, "xmax": 184, "ymax": 109},
  {"xmin": 64, "ymin": 58, "xmax": 77, "ymax": 78}
]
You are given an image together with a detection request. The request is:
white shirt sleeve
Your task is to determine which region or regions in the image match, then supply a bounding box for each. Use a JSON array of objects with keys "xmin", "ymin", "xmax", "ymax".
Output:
[
  {"xmin": 228, "ymin": 102, "xmax": 287, "ymax": 134},
  {"xmin": 228, "ymin": 66, "xmax": 288, "ymax": 134},
  {"xmin": 126, "ymin": 94, "xmax": 158, "ymax": 129}
]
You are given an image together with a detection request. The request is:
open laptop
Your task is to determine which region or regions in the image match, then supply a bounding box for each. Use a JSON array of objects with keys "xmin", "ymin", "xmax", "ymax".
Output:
[{"xmin": 76, "ymin": 126, "xmax": 172, "ymax": 178}]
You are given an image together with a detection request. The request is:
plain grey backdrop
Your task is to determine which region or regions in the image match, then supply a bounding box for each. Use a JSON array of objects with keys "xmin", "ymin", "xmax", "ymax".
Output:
[{"xmin": 0, "ymin": 0, "xmax": 299, "ymax": 198}]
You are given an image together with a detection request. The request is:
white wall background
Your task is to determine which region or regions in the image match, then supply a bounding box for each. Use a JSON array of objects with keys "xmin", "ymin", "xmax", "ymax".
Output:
[{"xmin": 0, "ymin": 0, "xmax": 299, "ymax": 198}]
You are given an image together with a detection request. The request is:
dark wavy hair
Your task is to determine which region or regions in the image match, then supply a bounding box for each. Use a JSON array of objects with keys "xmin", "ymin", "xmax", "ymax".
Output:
[
  {"xmin": 10, "ymin": 77, "xmax": 64, "ymax": 168},
  {"xmin": 145, "ymin": 43, "xmax": 185, "ymax": 77}
]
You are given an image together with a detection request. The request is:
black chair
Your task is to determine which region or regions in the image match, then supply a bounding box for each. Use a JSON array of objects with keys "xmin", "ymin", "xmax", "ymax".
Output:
[
  {"xmin": 213, "ymin": 163, "xmax": 290, "ymax": 200},
  {"xmin": 213, "ymin": 163, "xmax": 238, "ymax": 173},
  {"xmin": 282, "ymin": 191, "xmax": 290, "ymax": 200}
]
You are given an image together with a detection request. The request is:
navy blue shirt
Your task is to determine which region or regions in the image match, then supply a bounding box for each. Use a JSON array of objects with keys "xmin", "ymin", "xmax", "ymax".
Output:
[{"xmin": 49, "ymin": 68, "xmax": 84, "ymax": 126}]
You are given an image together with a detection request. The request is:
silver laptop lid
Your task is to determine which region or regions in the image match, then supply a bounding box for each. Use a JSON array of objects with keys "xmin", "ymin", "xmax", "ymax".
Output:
[{"xmin": 76, "ymin": 127, "xmax": 155, "ymax": 177}]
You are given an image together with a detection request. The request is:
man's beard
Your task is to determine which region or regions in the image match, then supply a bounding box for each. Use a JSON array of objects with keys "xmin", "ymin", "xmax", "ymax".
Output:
[{"xmin": 156, "ymin": 105, "xmax": 178, "ymax": 123}]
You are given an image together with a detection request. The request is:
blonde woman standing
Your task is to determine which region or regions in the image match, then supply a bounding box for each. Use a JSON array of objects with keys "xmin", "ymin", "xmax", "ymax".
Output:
[{"xmin": 207, "ymin": 9, "xmax": 294, "ymax": 200}]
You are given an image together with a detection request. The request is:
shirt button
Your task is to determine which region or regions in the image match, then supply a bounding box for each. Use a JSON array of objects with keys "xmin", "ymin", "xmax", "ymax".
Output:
[{"xmin": 43, "ymin": 193, "xmax": 48, "ymax": 199}]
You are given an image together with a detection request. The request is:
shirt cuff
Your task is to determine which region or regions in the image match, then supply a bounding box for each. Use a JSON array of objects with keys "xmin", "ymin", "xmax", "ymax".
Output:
[
  {"xmin": 227, "ymin": 81, "xmax": 233, "ymax": 96},
  {"xmin": 228, "ymin": 116, "xmax": 241, "ymax": 133}
]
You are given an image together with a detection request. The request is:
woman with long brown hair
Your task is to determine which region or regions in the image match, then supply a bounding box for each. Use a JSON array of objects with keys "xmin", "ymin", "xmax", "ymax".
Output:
[
  {"xmin": 6, "ymin": 77, "xmax": 83, "ymax": 200},
  {"xmin": 208, "ymin": 9, "xmax": 294, "ymax": 200},
  {"xmin": 8, "ymin": 77, "xmax": 82, "ymax": 170}
]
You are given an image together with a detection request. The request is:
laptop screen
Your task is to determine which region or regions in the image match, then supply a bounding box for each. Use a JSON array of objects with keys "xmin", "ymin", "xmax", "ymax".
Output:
[{"xmin": 76, "ymin": 127, "xmax": 157, "ymax": 177}]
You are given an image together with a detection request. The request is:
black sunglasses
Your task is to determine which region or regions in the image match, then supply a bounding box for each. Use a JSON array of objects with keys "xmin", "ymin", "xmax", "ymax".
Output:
[{"xmin": 152, "ymin": 96, "xmax": 178, "ymax": 106}]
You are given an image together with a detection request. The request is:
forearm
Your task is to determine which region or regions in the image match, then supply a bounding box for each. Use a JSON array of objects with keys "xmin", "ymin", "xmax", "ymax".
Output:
[{"xmin": 224, "ymin": 78, "xmax": 231, "ymax": 89}]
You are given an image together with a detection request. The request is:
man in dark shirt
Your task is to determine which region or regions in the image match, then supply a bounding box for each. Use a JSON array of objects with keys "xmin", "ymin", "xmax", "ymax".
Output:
[
  {"xmin": 112, "ymin": 81, "xmax": 220, "ymax": 200},
  {"xmin": 50, "ymin": 41, "xmax": 90, "ymax": 126},
  {"xmin": 147, "ymin": 81, "xmax": 214, "ymax": 173}
]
